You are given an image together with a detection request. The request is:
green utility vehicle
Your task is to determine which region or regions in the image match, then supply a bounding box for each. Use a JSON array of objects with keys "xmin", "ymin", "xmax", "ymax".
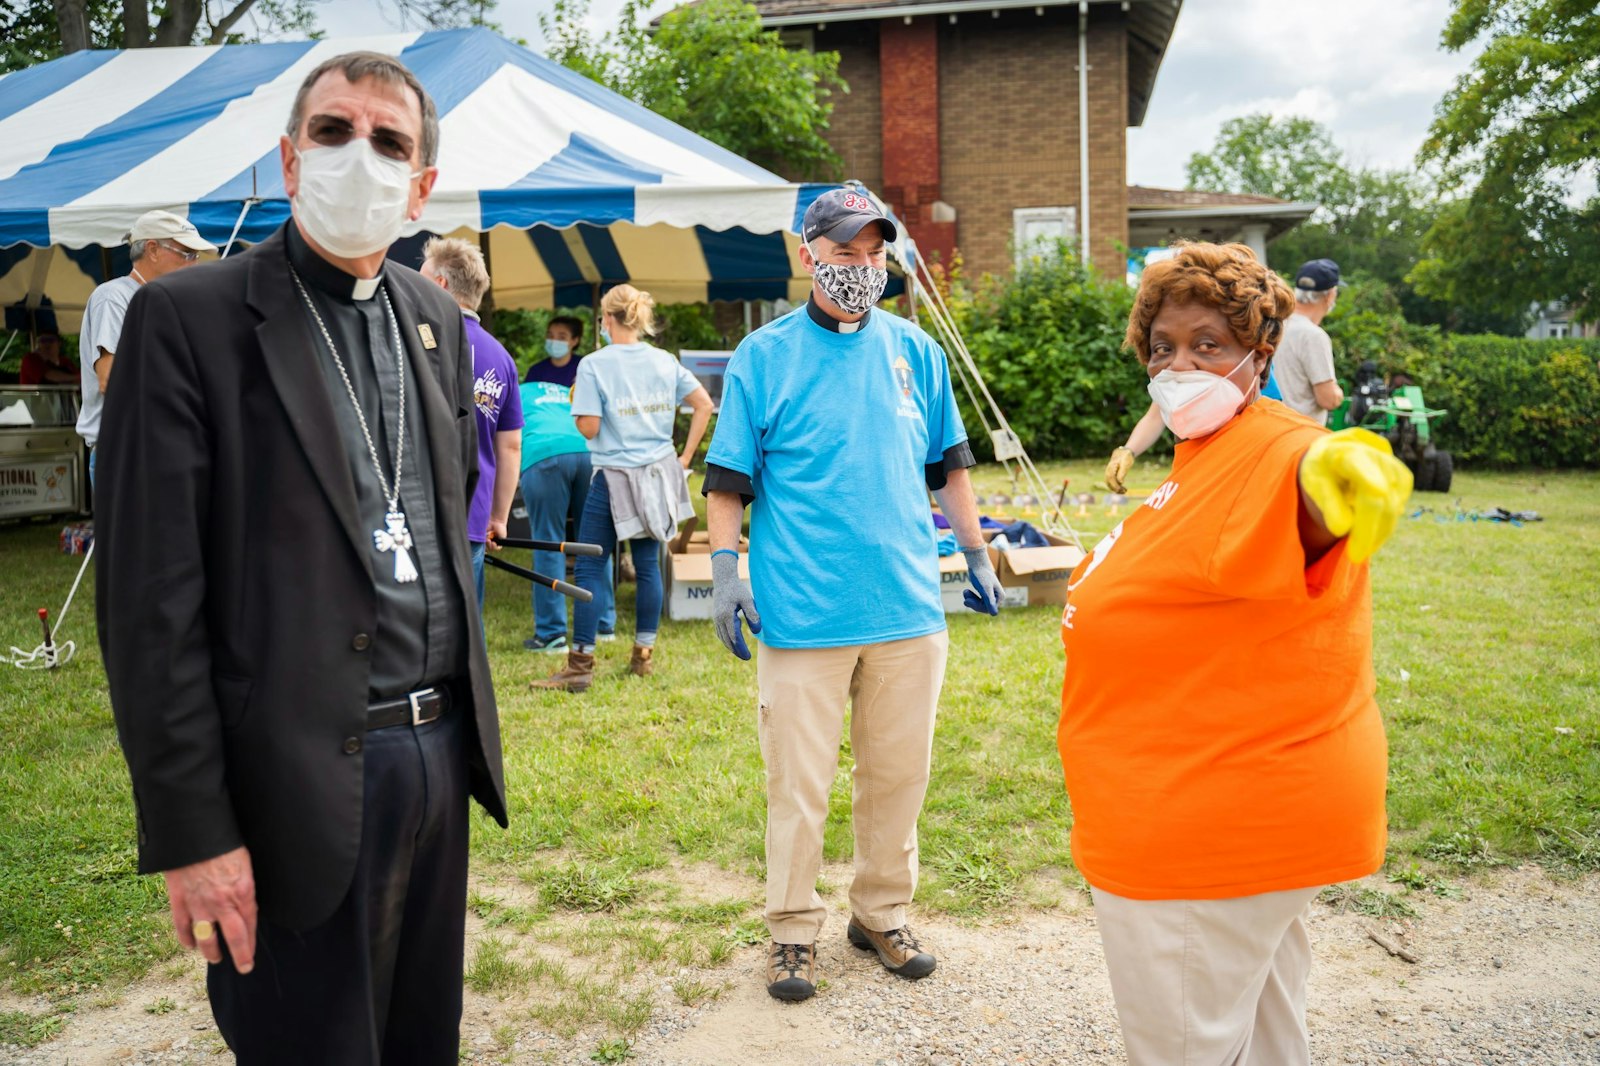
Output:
[{"xmin": 1329, "ymin": 362, "xmax": 1454, "ymax": 492}]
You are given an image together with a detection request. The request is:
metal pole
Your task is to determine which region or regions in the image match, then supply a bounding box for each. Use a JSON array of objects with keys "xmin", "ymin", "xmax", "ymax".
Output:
[{"xmin": 1078, "ymin": 0, "xmax": 1092, "ymax": 267}]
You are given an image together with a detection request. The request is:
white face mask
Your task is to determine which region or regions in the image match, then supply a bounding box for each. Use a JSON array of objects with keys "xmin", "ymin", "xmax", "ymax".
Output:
[
  {"xmin": 1146, "ymin": 349, "xmax": 1260, "ymax": 439},
  {"xmin": 292, "ymin": 141, "xmax": 419, "ymax": 259}
]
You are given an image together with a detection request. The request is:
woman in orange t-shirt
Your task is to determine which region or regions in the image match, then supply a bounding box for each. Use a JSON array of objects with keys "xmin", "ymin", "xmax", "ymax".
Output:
[{"xmin": 1060, "ymin": 242, "xmax": 1413, "ymax": 1066}]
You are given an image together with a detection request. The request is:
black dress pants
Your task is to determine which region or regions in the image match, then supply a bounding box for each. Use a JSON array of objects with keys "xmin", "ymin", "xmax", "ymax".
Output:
[{"xmin": 208, "ymin": 710, "xmax": 470, "ymax": 1065}]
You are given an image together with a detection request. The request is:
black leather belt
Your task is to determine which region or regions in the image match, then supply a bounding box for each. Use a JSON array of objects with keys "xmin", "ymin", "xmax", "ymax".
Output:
[{"xmin": 367, "ymin": 685, "xmax": 452, "ymax": 731}]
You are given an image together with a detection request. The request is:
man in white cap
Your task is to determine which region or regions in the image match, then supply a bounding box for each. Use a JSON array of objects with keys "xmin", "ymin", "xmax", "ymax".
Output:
[{"xmin": 77, "ymin": 209, "xmax": 214, "ymax": 484}]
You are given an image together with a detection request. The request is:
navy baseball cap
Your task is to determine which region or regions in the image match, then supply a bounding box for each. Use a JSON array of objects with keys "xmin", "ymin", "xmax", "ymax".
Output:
[
  {"xmin": 802, "ymin": 188, "xmax": 898, "ymax": 246},
  {"xmin": 1294, "ymin": 258, "xmax": 1341, "ymax": 292}
]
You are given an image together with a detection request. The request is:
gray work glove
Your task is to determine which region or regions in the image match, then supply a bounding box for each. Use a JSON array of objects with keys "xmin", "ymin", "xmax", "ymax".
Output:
[
  {"xmin": 711, "ymin": 550, "xmax": 762, "ymax": 660},
  {"xmin": 962, "ymin": 546, "xmax": 1003, "ymax": 615}
]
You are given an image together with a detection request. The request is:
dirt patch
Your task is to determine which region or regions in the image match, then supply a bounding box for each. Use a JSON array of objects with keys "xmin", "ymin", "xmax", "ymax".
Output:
[{"xmin": 4, "ymin": 865, "xmax": 1597, "ymax": 1065}]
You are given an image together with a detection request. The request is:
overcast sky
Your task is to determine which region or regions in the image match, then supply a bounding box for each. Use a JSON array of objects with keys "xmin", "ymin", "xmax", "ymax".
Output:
[
  {"xmin": 316, "ymin": 0, "xmax": 1480, "ymax": 188},
  {"xmin": 1126, "ymin": 0, "xmax": 1478, "ymax": 188}
]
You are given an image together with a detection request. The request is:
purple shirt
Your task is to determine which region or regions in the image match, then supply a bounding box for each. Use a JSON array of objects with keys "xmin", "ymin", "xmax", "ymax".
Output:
[
  {"xmin": 524, "ymin": 354, "xmax": 583, "ymax": 388},
  {"xmin": 466, "ymin": 315, "xmax": 524, "ymax": 542}
]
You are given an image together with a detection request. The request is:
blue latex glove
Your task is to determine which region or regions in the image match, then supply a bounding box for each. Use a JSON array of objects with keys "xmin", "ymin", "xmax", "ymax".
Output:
[
  {"xmin": 711, "ymin": 550, "xmax": 761, "ymax": 659},
  {"xmin": 962, "ymin": 546, "xmax": 1002, "ymax": 615}
]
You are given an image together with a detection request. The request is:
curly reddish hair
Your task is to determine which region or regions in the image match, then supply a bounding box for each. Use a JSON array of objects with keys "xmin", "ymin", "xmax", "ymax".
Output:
[{"xmin": 1124, "ymin": 242, "xmax": 1296, "ymax": 364}]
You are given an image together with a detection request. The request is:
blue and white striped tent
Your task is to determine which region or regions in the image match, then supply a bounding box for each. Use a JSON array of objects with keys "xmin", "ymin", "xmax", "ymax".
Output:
[{"xmin": 0, "ymin": 28, "xmax": 910, "ymax": 332}]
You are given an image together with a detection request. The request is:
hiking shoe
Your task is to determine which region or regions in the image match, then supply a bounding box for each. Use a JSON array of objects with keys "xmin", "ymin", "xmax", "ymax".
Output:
[
  {"xmin": 629, "ymin": 644, "xmax": 654, "ymax": 677},
  {"xmin": 847, "ymin": 919, "xmax": 936, "ymax": 979},
  {"xmin": 523, "ymin": 634, "xmax": 569, "ymax": 655},
  {"xmin": 529, "ymin": 651, "xmax": 594, "ymax": 693},
  {"xmin": 765, "ymin": 941, "xmax": 816, "ymax": 1002}
]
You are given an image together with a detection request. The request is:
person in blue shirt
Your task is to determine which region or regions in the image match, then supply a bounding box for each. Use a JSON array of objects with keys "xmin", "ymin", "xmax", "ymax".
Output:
[
  {"xmin": 531, "ymin": 284, "xmax": 713, "ymax": 691},
  {"xmin": 702, "ymin": 188, "xmax": 1004, "ymax": 1003}
]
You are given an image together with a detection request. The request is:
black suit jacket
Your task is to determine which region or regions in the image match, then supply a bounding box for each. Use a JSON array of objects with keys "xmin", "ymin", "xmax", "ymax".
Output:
[{"xmin": 96, "ymin": 226, "xmax": 507, "ymax": 931}]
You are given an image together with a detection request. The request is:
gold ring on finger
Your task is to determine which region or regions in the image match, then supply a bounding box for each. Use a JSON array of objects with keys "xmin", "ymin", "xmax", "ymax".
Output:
[{"xmin": 192, "ymin": 920, "xmax": 215, "ymax": 942}]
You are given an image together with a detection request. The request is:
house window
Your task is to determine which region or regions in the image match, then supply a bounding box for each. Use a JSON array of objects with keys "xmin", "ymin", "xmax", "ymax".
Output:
[
  {"xmin": 779, "ymin": 28, "xmax": 815, "ymax": 51},
  {"xmin": 1014, "ymin": 207, "xmax": 1076, "ymax": 265},
  {"xmin": 1550, "ymin": 324, "xmax": 1568, "ymax": 339}
]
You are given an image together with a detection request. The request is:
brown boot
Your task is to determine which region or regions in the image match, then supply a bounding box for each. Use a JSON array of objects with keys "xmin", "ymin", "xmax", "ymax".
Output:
[
  {"xmin": 629, "ymin": 644, "xmax": 654, "ymax": 677},
  {"xmin": 847, "ymin": 918, "xmax": 936, "ymax": 978},
  {"xmin": 530, "ymin": 651, "xmax": 594, "ymax": 693}
]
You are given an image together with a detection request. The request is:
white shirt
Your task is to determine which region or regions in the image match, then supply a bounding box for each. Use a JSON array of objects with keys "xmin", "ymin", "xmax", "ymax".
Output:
[
  {"xmin": 76, "ymin": 274, "xmax": 141, "ymax": 447},
  {"xmin": 1273, "ymin": 312, "xmax": 1337, "ymax": 426}
]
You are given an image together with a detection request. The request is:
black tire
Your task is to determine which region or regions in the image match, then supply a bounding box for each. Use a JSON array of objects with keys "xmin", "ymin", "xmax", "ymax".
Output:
[
  {"xmin": 1408, "ymin": 457, "xmax": 1434, "ymax": 493},
  {"xmin": 1430, "ymin": 451, "xmax": 1453, "ymax": 494}
]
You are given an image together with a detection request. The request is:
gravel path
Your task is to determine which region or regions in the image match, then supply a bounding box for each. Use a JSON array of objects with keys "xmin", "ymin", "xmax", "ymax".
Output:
[{"xmin": 4, "ymin": 865, "xmax": 1597, "ymax": 1065}]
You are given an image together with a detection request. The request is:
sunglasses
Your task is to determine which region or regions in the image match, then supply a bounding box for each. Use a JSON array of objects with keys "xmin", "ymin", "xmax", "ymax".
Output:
[
  {"xmin": 160, "ymin": 242, "xmax": 200, "ymax": 262},
  {"xmin": 305, "ymin": 114, "xmax": 416, "ymax": 163}
]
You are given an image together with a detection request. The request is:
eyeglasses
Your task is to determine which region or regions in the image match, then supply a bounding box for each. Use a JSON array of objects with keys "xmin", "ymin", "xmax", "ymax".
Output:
[
  {"xmin": 160, "ymin": 242, "xmax": 200, "ymax": 262},
  {"xmin": 305, "ymin": 114, "xmax": 416, "ymax": 163}
]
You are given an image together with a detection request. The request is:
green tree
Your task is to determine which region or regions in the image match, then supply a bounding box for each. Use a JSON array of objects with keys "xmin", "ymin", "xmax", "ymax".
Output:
[
  {"xmin": 0, "ymin": 0, "xmax": 495, "ymax": 73},
  {"xmin": 1184, "ymin": 113, "xmax": 1522, "ymax": 333},
  {"xmin": 1185, "ymin": 114, "xmax": 1355, "ymax": 214},
  {"xmin": 539, "ymin": 0, "xmax": 846, "ymax": 180},
  {"xmin": 1412, "ymin": 0, "xmax": 1600, "ymax": 321}
]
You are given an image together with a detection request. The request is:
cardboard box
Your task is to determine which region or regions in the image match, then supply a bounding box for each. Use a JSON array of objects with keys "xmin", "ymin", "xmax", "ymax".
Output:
[
  {"xmin": 988, "ymin": 532, "xmax": 1085, "ymax": 605},
  {"xmin": 665, "ymin": 544, "xmax": 750, "ymax": 620}
]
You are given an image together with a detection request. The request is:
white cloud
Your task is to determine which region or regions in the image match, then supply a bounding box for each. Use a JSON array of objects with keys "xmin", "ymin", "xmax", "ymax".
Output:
[{"xmin": 1129, "ymin": 0, "xmax": 1482, "ymax": 189}]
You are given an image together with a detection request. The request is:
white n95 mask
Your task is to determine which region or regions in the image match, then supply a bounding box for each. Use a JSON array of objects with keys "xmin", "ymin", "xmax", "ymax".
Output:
[
  {"xmin": 1146, "ymin": 350, "xmax": 1259, "ymax": 439},
  {"xmin": 293, "ymin": 141, "xmax": 419, "ymax": 259}
]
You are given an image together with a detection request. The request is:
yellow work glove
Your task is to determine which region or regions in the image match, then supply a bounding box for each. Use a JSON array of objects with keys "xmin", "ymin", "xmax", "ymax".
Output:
[
  {"xmin": 1105, "ymin": 446, "xmax": 1134, "ymax": 493},
  {"xmin": 1300, "ymin": 428, "xmax": 1414, "ymax": 563}
]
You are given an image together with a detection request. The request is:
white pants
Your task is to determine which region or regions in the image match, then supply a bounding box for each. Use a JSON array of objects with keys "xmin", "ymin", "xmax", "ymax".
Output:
[{"xmin": 1092, "ymin": 885, "xmax": 1321, "ymax": 1066}]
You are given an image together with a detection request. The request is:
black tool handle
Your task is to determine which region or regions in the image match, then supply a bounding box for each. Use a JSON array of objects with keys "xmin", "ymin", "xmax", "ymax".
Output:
[
  {"xmin": 483, "ymin": 553, "xmax": 594, "ymax": 601},
  {"xmin": 495, "ymin": 537, "xmax": 604, "ymax": 556}
]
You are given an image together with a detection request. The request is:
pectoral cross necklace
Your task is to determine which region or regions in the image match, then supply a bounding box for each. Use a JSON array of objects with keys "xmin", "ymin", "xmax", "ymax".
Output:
[{"xmin": 290, "ymin": 268, "xmax": 419, "ymax": 583}]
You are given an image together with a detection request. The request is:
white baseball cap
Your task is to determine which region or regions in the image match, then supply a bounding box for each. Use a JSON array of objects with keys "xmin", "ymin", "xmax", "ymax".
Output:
[{"xmin": 128, "ymin": 209, "xmax": 217, "ymax": 253}]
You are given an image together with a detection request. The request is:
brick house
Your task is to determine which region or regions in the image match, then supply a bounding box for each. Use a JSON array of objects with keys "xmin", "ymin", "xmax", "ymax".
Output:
[{"xmin": 740, "ymin": 0, "xmax": 1183, "ymax": 279}]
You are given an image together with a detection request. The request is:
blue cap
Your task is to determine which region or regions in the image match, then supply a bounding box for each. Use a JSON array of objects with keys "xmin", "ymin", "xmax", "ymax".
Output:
[
  {"xmin": 802, "ymin": 188, "xmax": 898, "ymax": 246},
  {"xmin": 1294, "ymin": 258, "xmax": 1341, "ymax": 292}
]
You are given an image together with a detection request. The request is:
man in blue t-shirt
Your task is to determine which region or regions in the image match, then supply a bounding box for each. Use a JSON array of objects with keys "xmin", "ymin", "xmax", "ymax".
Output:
[{"xmin": 703, "ymin": 188, "xmax": 1003, "ymax": 1003}]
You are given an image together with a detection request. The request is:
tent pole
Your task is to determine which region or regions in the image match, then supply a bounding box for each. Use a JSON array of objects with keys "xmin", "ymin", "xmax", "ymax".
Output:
[
  {"xmin": 477, "ymin": 230, "xmax": 496, "ymax": 331},
  {"xmin": 220, "ymin": 198, "xmax": 259, "ymax": 259}
]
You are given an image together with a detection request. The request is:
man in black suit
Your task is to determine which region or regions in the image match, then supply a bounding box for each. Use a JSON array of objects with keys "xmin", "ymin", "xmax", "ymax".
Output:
[{"xmin": 96, "ymin": 52, "xmax": 504, "ymax": 1064}]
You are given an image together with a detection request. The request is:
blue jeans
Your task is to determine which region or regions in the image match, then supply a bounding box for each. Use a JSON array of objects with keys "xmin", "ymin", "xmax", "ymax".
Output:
[
  {"xmin": 470, "ymin": 542, "xmax": 486, "ymax": 608},
  {"xmin": 573, "ymin": 471, "xmax": 661, "ymax": 648},
  {"xmin": 520, "ymin": 452, "xmax": 614, "ymax": 641}
]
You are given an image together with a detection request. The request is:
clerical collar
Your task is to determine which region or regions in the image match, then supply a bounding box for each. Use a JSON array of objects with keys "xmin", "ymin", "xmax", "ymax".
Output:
[
  {"xmin": 285, "ymin": 222, "xmax": 384, "ymax": 302},
  {"xmin": 806, "ymin": 295, "xmax": 870, "ymax": 334}
]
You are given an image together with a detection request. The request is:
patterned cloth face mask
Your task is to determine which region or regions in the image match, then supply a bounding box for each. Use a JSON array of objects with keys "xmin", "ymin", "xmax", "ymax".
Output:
[{"xmin": 808, "ymin": 241, "xmax": 889, "ymax": 316}]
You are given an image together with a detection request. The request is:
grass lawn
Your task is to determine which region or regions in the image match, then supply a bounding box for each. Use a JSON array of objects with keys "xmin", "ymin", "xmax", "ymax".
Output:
[{"xmin": 1, "ymin": 460, "xmax": 1596, "ymax": 1044}]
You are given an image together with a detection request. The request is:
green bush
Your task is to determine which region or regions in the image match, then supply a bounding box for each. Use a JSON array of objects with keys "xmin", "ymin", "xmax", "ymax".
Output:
[
  {"xmin": 1413, "ymin": 337, "xmax": 1600, "ymax": 467},
  {"xmin": 920, "ymin": 244, "xmax": 1141, "ymax": 460},
  {"xmin": 1323, "ymin": 275, "xmax": 1600, "ymax": 467}
]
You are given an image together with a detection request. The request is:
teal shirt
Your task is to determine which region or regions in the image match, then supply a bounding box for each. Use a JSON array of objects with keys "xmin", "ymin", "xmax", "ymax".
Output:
[
  {"xmin": 519, "ymin": 381, "xmax": 589, "ymax": 471},
  {"xmin": 706, "ymin": 307, "xmax": 967, "ymax": 648}
]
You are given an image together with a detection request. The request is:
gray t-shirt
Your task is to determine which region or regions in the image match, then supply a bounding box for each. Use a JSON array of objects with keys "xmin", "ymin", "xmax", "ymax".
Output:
[
  {"xmin": 571, "ymin": 342, "xmax": 700, "ymax": 468},
  {"xmin": 1273, "ymin": 312, "xmax": 1337, "ymax": 425},
  {"xmin": 76, "ymin": 274, "xmax": 141, "ymax": 447}
]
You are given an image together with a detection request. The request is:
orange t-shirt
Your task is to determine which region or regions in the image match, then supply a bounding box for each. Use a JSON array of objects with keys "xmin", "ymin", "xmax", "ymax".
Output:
[{"xmin": 1058, "ymin": 399, "xmax": 1387, "ymax": 900}]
